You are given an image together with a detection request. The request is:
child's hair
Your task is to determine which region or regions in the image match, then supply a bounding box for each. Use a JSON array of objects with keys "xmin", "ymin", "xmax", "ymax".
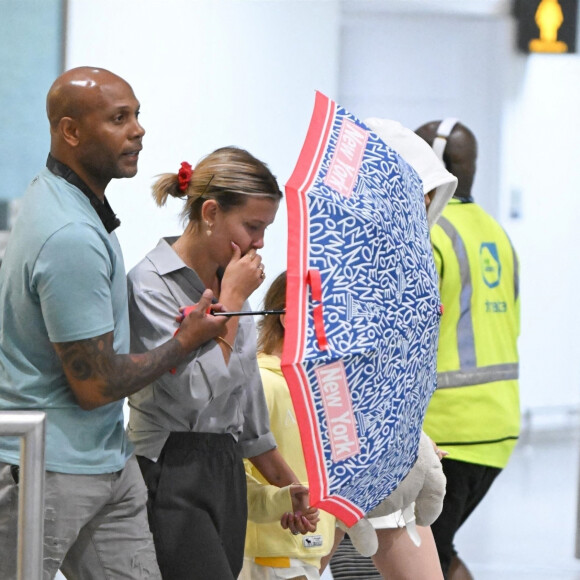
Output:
[
  {"xmin": 257, "ymin": 271, "xmax": 287, "ymax": 355},
  {"xmin": 152, "ymin": 146, "xmax": 282, "ymax": 225}
]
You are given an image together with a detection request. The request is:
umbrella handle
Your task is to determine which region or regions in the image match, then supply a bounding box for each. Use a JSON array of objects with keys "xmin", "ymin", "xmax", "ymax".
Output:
[
  {"xmin": 213, "ymin": 310, "xmax": 285, "ymax": 317},
  {"xmin": 307, "ymin": 269, "xmax": 328, "ymax": 351}
]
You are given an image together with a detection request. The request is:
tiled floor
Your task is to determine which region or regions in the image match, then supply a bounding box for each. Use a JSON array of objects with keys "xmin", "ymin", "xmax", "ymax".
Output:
[
  {"xmin": 323, "ymin": 414, "xmax": 580, "ymax": 579},
  {"xmin": 454, "ymin": 419, "xmax": 580, "ymax": 580}
]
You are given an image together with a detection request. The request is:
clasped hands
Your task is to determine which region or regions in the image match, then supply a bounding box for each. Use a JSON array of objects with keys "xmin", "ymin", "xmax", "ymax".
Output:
[{"xmin": 280, "ymin": 483, "xmax": 320, "ymax": 535}]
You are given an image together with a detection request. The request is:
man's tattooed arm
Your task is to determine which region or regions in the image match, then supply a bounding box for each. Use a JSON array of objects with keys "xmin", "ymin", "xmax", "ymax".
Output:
[
  {"xmin": 53, "ymin": 331, "xmax": 188, "ymax": 410},
  {"xmin": 53, "ymin": 291, "xmax": 227, "ymax": 410}
]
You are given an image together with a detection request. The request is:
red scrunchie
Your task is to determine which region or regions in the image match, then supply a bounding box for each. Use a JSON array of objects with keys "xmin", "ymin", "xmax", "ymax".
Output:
[{"xmin": 177, "ymin": 161, "xmax": 193, "ymax": 192}]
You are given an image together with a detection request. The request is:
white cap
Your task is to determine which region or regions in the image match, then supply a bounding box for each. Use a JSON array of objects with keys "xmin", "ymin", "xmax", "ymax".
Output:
[{"xmin": 364, "ymin": 117, "xmax": 457, "ymax": 227}]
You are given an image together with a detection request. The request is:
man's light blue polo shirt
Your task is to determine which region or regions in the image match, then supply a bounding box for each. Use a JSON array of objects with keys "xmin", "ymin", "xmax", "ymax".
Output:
[{"xmin": 0, "ymin": 166, "xmax": 133, "ymax": 473}]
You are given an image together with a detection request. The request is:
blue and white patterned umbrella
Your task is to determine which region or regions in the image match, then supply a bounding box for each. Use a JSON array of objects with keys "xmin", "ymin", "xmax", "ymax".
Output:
[{"xmin": 281, "ymin": 92, "xmax": 442, "ymax": 525}]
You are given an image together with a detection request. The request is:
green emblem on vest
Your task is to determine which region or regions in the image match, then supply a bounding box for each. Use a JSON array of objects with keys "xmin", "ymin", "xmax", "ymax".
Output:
[{"xmin": 480, "ymin": 243, "xmax": 501, "ymax": 288}]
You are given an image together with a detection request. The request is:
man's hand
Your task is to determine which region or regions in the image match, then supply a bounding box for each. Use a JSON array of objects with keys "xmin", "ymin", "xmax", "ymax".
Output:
[{"xmin": 173, "ymin": 290, "xmax": 228, "ymax": 352}]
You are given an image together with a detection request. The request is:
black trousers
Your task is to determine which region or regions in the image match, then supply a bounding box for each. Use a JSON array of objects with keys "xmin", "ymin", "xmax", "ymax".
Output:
[
  {"xmin": 431, "ymin": 458, "xmax": 501, "ymax": 577},
  {"xmin": 137, "ymin": 432, "xmax": 247, "ymax": 580}
]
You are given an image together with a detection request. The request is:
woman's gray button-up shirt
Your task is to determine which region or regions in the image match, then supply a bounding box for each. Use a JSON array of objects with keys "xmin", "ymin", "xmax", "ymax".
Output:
[{"xmin": 126, "ymin": 237, "xmax": 276, "ymax": 461}]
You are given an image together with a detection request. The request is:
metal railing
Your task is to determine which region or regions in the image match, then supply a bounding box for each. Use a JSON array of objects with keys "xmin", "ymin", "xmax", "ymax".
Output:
[{"xmin": 0, "ymin": 411, "xmax": 46, "ymax": 580}]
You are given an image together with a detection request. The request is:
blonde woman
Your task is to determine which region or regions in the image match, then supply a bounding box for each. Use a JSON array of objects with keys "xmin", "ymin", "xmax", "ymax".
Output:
[{"xmin": 126, "ymin": 147, "xmax": 310, "ymax": 579}]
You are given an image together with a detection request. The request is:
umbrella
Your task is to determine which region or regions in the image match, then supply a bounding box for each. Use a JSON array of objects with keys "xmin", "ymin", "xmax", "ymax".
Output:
[{"xmin": 282, "ymin": 92, "xmax": 442, "ymax": 526}]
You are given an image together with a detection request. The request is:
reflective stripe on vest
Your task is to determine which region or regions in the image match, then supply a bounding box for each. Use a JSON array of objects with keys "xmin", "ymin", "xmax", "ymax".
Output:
[
  {"xmin": 436, "ymin": 216, "xmax": 519, "ymax": 389},
  {"xmin": 437, "ymin": 362, "xmax": 519, "ymax": 388}
]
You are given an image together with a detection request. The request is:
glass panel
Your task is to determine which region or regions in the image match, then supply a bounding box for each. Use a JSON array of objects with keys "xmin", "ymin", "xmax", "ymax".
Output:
[{"xmin": 0, "ymin": 0, "xmax": 64, "ymax": 213}]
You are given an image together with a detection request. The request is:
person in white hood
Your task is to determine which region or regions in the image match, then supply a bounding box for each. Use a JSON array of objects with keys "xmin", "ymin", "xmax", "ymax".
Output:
[{"xmin": 323, "ymin": 117, "xmax": 457, "ymax": 580}]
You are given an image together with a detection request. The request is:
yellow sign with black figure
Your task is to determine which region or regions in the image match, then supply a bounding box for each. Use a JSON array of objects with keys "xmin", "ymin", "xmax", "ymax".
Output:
[{"xmin": 515, "ymin": 0, "xmax": 578, "ymax": 53}]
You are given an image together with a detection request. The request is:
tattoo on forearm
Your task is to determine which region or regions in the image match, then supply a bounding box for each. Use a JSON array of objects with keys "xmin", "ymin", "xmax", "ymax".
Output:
[
  {"xmin": 54, "ymin": 332, "xmax": 185, "ymax": 403},
  {"xmin": 57, "ymin": 336, "xmax": 112, "ymax": 382}
]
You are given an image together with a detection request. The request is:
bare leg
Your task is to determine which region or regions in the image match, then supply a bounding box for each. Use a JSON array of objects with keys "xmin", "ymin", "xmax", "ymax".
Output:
[
  {"xmin": 447, "ymin": 556, "xmax": 474, "ymax": 580},
  {"xmin": 372, "ymin": 526, "xmax": 443, "ymax": 580},
  {"xmin": 319, "ymin": 527, "xmax": 345, "ymax": 573}
]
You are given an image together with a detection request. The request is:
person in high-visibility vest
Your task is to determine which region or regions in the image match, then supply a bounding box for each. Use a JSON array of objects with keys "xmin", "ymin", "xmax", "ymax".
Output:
[{"xmin": 415, "ymin": 119, "xmax": 521, "ymax": 580}]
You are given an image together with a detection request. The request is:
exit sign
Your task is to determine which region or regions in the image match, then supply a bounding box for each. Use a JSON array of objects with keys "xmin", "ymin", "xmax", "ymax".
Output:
[{"xmin": 515, "ymin": 0, "xmax": 578, "ymax": 53}]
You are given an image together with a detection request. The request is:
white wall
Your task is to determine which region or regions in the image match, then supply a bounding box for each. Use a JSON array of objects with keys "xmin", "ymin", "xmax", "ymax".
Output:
[
  {"xmin": 501, "ymin": 54, "xmax": 580, "ymax": 411},
  {"xmin": 338, "ymin": 4, "xmax": 512, "ymax": 231},
  {"xmin": 66, "ymin": 0, "xmax": 341, "ymax": 309}
]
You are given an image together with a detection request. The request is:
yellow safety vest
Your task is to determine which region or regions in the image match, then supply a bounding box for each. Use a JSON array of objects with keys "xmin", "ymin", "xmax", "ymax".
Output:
[{"xmin": 422, "ymin": 199, "xmax": 520, "ymax": 469}]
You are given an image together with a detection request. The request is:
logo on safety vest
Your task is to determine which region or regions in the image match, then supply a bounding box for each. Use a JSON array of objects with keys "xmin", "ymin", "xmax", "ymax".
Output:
[{"xmin": 480, "ymin": 243, "xmax": 501, "ymax": 288}]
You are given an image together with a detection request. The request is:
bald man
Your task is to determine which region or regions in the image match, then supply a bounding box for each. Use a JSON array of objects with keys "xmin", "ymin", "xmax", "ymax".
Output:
[
  {"xmin": 0, "ymin": 67, "xmax": 226, "ymax": 579},
  {"xmin": 416, "ymin": 121, "xmax": 520, "ymax": 580}
]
